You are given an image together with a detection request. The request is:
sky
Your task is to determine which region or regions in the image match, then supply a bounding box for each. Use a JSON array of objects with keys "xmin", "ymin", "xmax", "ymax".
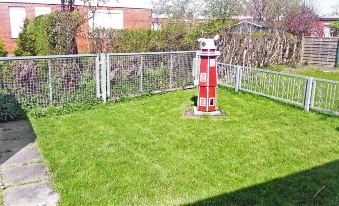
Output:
[{"xmin": 313, "ymin": 0, "xmax": 338, "ymax": 16}]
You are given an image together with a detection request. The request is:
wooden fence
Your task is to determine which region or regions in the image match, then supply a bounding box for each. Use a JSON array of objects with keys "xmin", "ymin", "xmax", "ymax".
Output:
[{"xmin": 301, "ymin": 37, "xmax": 339, "ymax": 67}]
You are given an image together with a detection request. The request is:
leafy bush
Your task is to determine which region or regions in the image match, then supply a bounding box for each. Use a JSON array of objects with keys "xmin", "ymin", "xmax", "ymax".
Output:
[
  {"xmin": 143, "ymin": 68, "xmax": 170, "ymax": 93},
  {"xmin": 287, "ymin": 61, "xmax": 299, "ymax": 69},
  {"xmin": 0, "ymin": 91, "xmax": 26, "ymax": 121},
  {"xmin": 329, "ymin": 21, "xmax": 339, "ymax": 37},
  {"xmin": 0, "ymin": 37, "xmax": 7, "ymax": 57},
  {"xmin": 88, "ymin": 20, "xmax": 235, "ymax": 53},
  {"xmin": 14, "ymin": 12, "xmax": 82, "ymax": 56},
  {"xmin": 14, "ymin": 19, "xmax": 37, "ymax": 56}
]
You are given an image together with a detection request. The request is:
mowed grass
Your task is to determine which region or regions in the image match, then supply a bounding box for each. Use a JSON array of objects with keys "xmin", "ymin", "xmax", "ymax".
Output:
[
  {"xmin": 290, "ymin": 69, "xmax": 339, "ymax": 81},
  {"xmin": 30, "ymin": 89, "xmax": 339, "ymax": 205}
]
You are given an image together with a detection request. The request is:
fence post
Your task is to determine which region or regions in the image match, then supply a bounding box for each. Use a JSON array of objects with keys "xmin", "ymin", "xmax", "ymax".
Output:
[
  {"xmin": 48, "ymin": 60, "xmax": 52, "ymax": 105},
  {"xmin": 106, "ymin": 54, "xmax": 111, "ymax": 98},
  {"xmin": 335, "ymin": 39, "xmax": 339, "ymax": 68},
  {"xmin": 140, "ymin": 56, "xmax": 143, "ymax": 93},
  {"xmin": 169, "ymin": 54, "xmax": 173, "ymax": 89},
  {"xmin": 310, "ymin": 79, "xmax": 316, "ymax": 108},
  {"xmin": 100, "ymin": 53, "xmax": 107, "ymax": 102},
  {"xmin": 304, "ymin": 77, "xmax": 313, "ymax": 112},
  {"xmin": 95, "ymin": 54, "xmax": 100, "ymax": 98},
  {"xmin": 235, "ymin": 66, "xmax": 241, "ymax": 92}
]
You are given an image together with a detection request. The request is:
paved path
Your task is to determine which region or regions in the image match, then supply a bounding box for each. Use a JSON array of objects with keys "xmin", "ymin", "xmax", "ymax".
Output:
[{"xmin": 0, "ymin": 120, "xmax": 59, "ymax": 206}]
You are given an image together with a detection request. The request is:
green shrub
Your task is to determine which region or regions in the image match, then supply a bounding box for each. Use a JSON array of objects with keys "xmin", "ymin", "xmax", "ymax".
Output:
[
  {"xmin": 287, "ymin": 61, "xmax": 299, "ymax": 69},
  {"xmin": 89, "ymin": 20, "xmax": 235, "ymax": 53},
  {"xmin": 14, "ymin": 19, "xmax": 37, "ymax": 56},
  {"xmin": 14, "ymin": 12, "xmax": 82, "ymax": 56},
  {"xmin": 0, "ymin": 91, "xmax": 26, "ymax": 121},
  {"xmin": 0, "ymin": 38, "xmax": 7, "ymax": 57}
]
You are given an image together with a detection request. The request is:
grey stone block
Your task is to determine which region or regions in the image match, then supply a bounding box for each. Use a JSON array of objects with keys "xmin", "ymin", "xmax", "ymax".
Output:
[
  {"xmin": 3, "ymin": 181, "xmax": 59, "ymax": 206},
  {"xmin": 2, "ymin": 163, "xmax": 48, "ymax": 186},
  {"xmin": 2, "ymin": 144, "xmax": 42, "ymax": 169},
  {"xmin": 193, "ymin": 106, "xmax": 222, "ymax": 116},
  {"xmin": 0, "ymin": 120, "xmax": 36, "ymax": 165}
]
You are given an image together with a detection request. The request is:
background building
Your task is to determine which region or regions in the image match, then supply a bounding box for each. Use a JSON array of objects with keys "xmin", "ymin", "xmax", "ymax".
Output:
[{"xmin": 0, "ymin": 0, "xmax": 152, "ymax": 54}]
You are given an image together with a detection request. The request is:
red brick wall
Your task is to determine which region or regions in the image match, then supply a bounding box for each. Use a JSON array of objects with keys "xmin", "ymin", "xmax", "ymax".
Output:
[
  {"xmin": 0, "ymin": 3, "xmax": 152, "ymax": 54},
  {"xmin": 76, "ymin": 6, "xmax": 152, "ymax": 52}
]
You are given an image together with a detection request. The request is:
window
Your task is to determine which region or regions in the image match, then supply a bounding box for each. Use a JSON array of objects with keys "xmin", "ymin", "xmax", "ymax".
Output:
[
  {"xmin": 35, "ymin": 7, "xmax": 51, "ymax": 17},
  {"xmin": 199, "ymin": 98, "xmax": 206, "ymax": 106},
  {"xmin": 9, "ymin": 7, "xmax": 26, "ymax": 38},
  {"xmin": 209, "ymin": 98, "xmax": 215, "ymax": 106},
  {"xmin": 200, "ymin": 73, "xmax": 207, "ymax": 82},
  {"xmin": 88, "ymin": 10, "xmax": 123, "ymax": 29},
  {"xmin": 209, "ymin": 59, "xmax": 216, "ymax": 67}
]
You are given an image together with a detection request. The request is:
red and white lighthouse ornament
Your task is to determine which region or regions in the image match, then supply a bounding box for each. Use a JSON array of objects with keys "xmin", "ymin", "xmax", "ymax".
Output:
[{"xmin": 194, "ymin": 36, "xmax": 221, "ymax": 115}]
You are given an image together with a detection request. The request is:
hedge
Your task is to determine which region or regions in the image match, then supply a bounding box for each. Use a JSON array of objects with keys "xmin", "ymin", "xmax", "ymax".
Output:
[
  {"xmin": 88, "ymin": 20, "xmax": 235, "ymax": 53},
  {"xmin": 0, "ymin": 37, "xmax": 7, "ymax": 57},
  {"xmin": 14, "ymin": 12, "xmax": 82, "ymax": 56}
]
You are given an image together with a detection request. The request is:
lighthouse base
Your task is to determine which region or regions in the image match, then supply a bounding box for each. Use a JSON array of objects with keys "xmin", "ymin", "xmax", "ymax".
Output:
[{"xmin": 193, "ymin": 106, "xmax": 222, "ymax": 116}]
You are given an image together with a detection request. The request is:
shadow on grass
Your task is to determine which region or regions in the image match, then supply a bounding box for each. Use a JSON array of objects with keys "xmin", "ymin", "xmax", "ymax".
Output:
[
  {"xmin": 191, "ymin": 96, "xmax": 198, "ymax": 106},
  {"xmin": 0, "ymin": 92, "xmax": 36, "ymax": 164},
  {"xmin": 184, "ymin": 160, "xmax": 339, "ymax": 206}
]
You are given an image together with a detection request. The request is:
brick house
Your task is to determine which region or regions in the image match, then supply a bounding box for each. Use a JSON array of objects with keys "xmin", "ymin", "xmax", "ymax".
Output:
[
  {"xmin": 316, "ymin": 17, "xmax": 339, "ymax": 37},
  {"xmin": 0, "ymin": 0, "xmax": 152, "ymax": 54}
]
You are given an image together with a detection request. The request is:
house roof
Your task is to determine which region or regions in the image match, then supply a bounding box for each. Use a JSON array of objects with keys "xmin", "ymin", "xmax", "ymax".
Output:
[
  {"xmin": 226, "ymin": 21, "xmax": 269, "ymax": 29},
  {"xmin": 319, "ymin": 17, "xmax": 339, "ymax": 21}
]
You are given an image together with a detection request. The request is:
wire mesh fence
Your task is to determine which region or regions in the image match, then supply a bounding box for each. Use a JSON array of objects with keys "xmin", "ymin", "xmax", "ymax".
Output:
[
  {"xmin": 0, "ymin": 52, "xmax": 196, "ymax": 109},
  {"xmin": 0, "ymin": 54, "xmax": 98, "ymax": 108},
  {"xmin": 107, "ymin": 52, "xmax": 196, "ymax": 99}
]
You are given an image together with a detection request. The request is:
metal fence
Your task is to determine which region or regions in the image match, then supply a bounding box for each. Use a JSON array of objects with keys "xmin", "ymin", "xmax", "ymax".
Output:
[
  {"xmin": 106, "ymin": 51, "xmax": 196, "ymax": 100},
  {"xmin": 0, "ymin": 51, "xmax": 196, "ymax": 108},
  {"xmin": 0, "ymin": 54, "xmax": 98, "ymax": 108},
  {"xmin": 217, "ymin": 63, "xmax": 339, "ymax": 116},
  {"xmin": 1, "ymin": 52, "xmax": 338, "ymax": 116}
]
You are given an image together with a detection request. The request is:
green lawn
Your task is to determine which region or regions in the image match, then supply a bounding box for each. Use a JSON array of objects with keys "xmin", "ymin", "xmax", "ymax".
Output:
[
  {"xmin": 264, "ymin": 64, "xmax": 339, "ymax": 81},
  {"xmin": 290, "ymin": 69, "xmax": 339, "ymax": 81},
  {"xmin": 30, "ymin": 89, "xmax": 339, "ymax": 205}
]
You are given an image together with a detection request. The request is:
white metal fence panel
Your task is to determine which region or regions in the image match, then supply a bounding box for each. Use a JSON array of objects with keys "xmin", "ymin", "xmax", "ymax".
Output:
[
  {"xmin": 217, "ymin": 63, "xmax": 237, "ymax": 88},
  {"xmin": 0, "ymin": 54, "xmax": 99, "ymax": 108},
  {"xmin": 311, "ymin": 78, "xmax": 339, "ymax": 115},
  {"xmin": 107, "ymin": 51, "xmax": 196, "ymax": 99},
  {"xmin": 217, "ymin": 62, "xmax": 338, "ymax": 116},
  {"xmin": 239, "ymin": 67, "xmax": 309, "ymax": 107}
]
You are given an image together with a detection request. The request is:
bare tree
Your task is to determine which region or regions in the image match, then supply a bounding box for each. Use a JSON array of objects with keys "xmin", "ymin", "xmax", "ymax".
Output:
[
  {"xmin": 332, "ymin": 4, "xmax": 339, "ymax": 16},
  {"xmin": 61, "ymin": 0, "xmax": 75, "ymax": 12},
  {"xmin": 204, "ymin": 0, "xmax": 243, "ymax": 22},
  {"xmin": 59, "ymin": 0, "xmax": 107, "ymax": 53},
  {"xmin": 152, "ymin": 0, "xmax": 203, "ymax": 22},
  {"xmin": 247, "ymin": 0, "xmax": 318, "ymax": 34},
  {"xmin": 284, "ymin": 3, "xmax": 319, "ymax": 36}
]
